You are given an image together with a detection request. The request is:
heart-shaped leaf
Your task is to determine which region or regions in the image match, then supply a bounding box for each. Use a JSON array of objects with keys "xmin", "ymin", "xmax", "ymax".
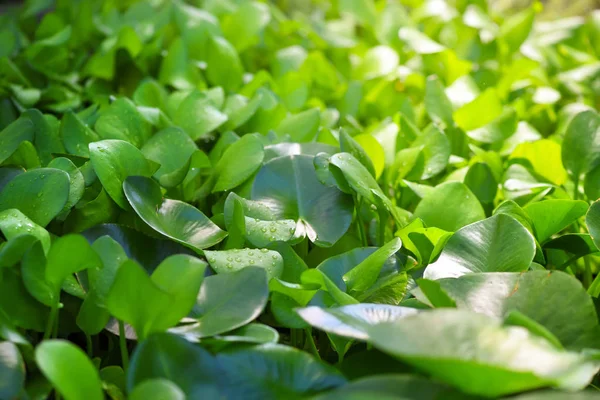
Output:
[
  {"xmin": 35, "ymin": 340, "xmax": 103, "ymax": 400},
  {"xmin": 204, "ymin": 248, "xmax": 283, "ymax": 280},
  {"xmin": 123, "ymin": 176, "xmax": 227, "ymax": 252},
  {"xmin": 140, "ymin": 127, "xmax": 198, "ymax": 188},
  {"xmin": 0, "ymin": 168, "xmax": 70, "ymax": 227},
  {"xmin": 298, "ymin": 304, "xmax": 418, "ymax": 341},
  {"xmin": 127, "ymin": 333, "xmax": 220, "ymax": 398},
  {"xmin": 561, "ymin": 110, "xmax": 600, "ymax": 178},
  {"xmin": 413, "ymin": 181, "xmax": 485, "ymax": 232},
  {"xmin": 171, "ymin": 266, "xmax": 268, "ymax": 339},
  {"xmin": 418, "ymin": 271, "xmax": 599, "ymax": 350},
  {"xmin": 524, "ymin": 200, "xmax": 588, "ymax": 244},
  {"xmin": 367, "ymin": 309, "xmax": 600, "ymax": 397},
  {"xmin": 252, "ymin": 155, "xmax": 353, "ymax": 246},
  {"xmin": 424, "ymin": 214, "xmax": 535, "ymax": 280},
  {"xmin": 89, "ymin": 140, "xmax": 157, "ymax": 209},
  {"xmin": 216, "ymin": 344, "xmax": 346, "ymax": 399}
]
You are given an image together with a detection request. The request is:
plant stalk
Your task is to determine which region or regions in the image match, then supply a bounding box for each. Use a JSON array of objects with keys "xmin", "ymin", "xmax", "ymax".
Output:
[
  {"xmin": 355, "ymin": 196, "xmax": 368, "ymax": 246},
  {"xmin": 304, "ymin": 328, "xmax": 320, "ymax": 360},
  {"xmin": 119, "ymin": 320, "xmax": 129, "ymax": 375},
  {"xmin": 44, "ymin": 304, "xmax": 58, "ymax": 340}
]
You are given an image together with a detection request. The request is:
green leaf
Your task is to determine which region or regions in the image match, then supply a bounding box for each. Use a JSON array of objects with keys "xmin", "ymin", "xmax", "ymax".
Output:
[
  {"xmin": 211, "ymin": 323, "xmax": 279, "ymax": 346},
  {"xmin": 95, "ymin": 98, "xmax": 151, "ymax": 148},
  {"xmin": 81, "ymin": 224, "xmax": 194, "ymax": 271},
  {"xmin": 106, "ymin": 255, "xmax": 205, "ymax": 340},
  {"xmin": 424, "ymin": 214, "xmax": 535, "ymax": 280},
  {"xmin": 367, "ymin": 309, "xmax": 600, "ymax": 397},
  {"xmin": 464, "ymin": 162, "xmax": 497, "ymax": 204},
  {"xmin": 511, "ymin": 140, "xmax": 568, "ymax": 185},
  {"xmin": 499, "ymin": 7, "xmax": 535, "ymax": 54},
  {"xmin": 213, "ymin": 134, "xmax": 265, "ymax": 193},
  {"xmin": 252, "ymin": 155, "xmax": 353, "ymax": 246},
  {"xmin": 204, "ymin": 248, "xmax": 283, "ymax": 280},
  {"xmin": 222, "ymin": 2, "xmax": 271, "ymax": 51},
  {"xmin": 586, "ymin": 200, "xmax": 600, "ymax": 250},
  {"xmin": 561, "ymin": 110, "xmax": 600, "ymax": 177},
  {"xmin": 298, "ymin": 304, "xmax": 418, "ymax": 341},
  {"xmin": 206, "ymin": 35, "xmax": 244, "ymax": 92},
  {"xmin": 414, "ymin": 279, "xmax": 456, "ymax": 308},
  {"xmin": 524, "ymin": 200, "xmax": 588, "ymax": 244},
  {"xmin": 0, "ymin": 208, "xmax": 50, "ymax": 253},
  {"xmin": 129, "ymin": 379, "xmax": 185, "ymax": 400},
  {"xmin": 453, "ymin": 89, "xmax": 503, "ymax": 131},
  {"xmin": 412, "ymin": 126, "xmax": 450, "ymax": 180},
  {"xmin": 276, "ymin": 108, "xmax": 321, "ymax": 143},
  {"xmin": 339, "ymin": 129, "xmax": 376, "ymax": 178},
  {"xmin": 343, "ymin": 238, "xmax": 402, "ymax": 294},
  {"xmin": 89, "ymin": 140, "xmax": 157, "ymax": 210},
  {"xmin": 216, "ymin": 344, "xmax": 346, "ymax": 399},
  {"xmin": 104, "ymin": 260, "xmax": 171, "ymax": 340},
  {"xmin": 0, "ymin": 114, "xmax": 34, "ymax": 165},
  {"xmin": 124, "ymin": 176, "xmax": 227, "ymax": 252},
  {"xmin": 127, "ymin": 333, "xmax": 220, "ymax": 398},
  {"xmin": 141, "ymin": 127, "xmax": 198, "ymax": 188},
  {"xmin": 413, "ymin": 182, "xmax": 485, "ymax": 232},
  {"xmin": 47, "ymin": 157, "xmax": 85, "ymax": 216},
  {"xmin": 60, "ymin": 111, "xmax": 99, "ymax": 158},
  {"xmin": 0, "ymin": 341, "xmax": 25, "ymax": 400},
  {"xmin": 173, "ymin": 90, "xmax": 228, "ymax": 141},
  {"xmin": 172, "ymin": 266, "xmax": 269, "ymax": 339},
  {"xmin": 424, "ymin": 76, "xmax": 453, "ymax": 127},
  {"xmin": 0, "ymin": 168, "xmax": 70, "ymax": 227},
  {"xmin": 432, "ymin": 271, "xmax": 598, "ymax": 350},
  {"xmin": 45, "ymin": 234, "xmax": 102, "ymax": 301},
  {"xmin": 35, "ymin": 340, "xmax": 103, "ymax": 400}
]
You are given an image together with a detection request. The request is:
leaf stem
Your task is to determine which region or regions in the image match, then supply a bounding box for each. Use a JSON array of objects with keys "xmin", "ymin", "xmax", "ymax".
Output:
[
  {"xmin": 378, "ymin": 210, "xmax": 387, "ymax": 246},
  {"xmin": 355, "ymin": 196, "xmax": 368, "ymax": 246},
  {"xmin": 86, "ymin": 334, "xmax": 93, "ymax": 357},
  {"xmin": 119, "ymin": 320, "xmax": 129, "ymax": 375},
  {"xmin": 573, "ymin": 174, "xmax": 580, "ymax": 200},
  {"xmin": 44, "ymin": 304, "xmax": 58, "ymax": 340},
  {"xmin": 304, "ymin": 328, "xmax": 320, "ymax": 360},
  {"xmin": 584, "ymin": 257, "xmax": 593, "ymax": 289}
]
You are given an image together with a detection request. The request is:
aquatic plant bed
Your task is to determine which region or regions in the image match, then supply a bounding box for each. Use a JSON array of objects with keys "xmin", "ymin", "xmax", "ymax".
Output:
[{"xmin": 2, "ymin": 0, "xmax": 600, "ymax": 398}]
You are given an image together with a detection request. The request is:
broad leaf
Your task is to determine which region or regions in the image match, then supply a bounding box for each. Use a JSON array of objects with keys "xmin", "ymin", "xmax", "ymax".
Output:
[
  {"xmin": 171, "ymin": 266, "xmax": 269, "ymax": 339},
  {"xmin": 252, "ymin": 155, "xmax": 353, "ymax": 247},
  {"xmin": 0, "ymin": 168, "xmax": 69, "ymax": 227},
  {"xmin": 424, "ymin": 214, "xmax": 535, "ymax": 280},
  {"xmin": 367, "ymin": 309, "xmax": 600, "ymax": 397},
  {"xmin": 216, "ymin": 344, "xmax": 346, "ymax": 399},
  {"xmin": 35, "ymin": 340, "xmax": 103, "ymax": 400},
  {"xmin": 124, "ymin": 176, "xmax": 227, "ymax": 252}
]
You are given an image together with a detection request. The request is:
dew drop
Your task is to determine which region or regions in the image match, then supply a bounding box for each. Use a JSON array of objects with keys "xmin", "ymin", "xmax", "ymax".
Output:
[
  {"xmin": 249, "ymin": 260, "xmax": 255, "ymax": 265},
  {"xmin": 260, "ymin": 248, "xmax": 268, "ymax": 253},
  {"xmin": 226, "ymin": 263, "xmax": 233, "ymax": 269},
  {"xmin": 235, "ymin": 257, "xmax": 242, "ymax": 262},
  {"xmin": 269, "ymin": 236, "xmax": 276, "ymax": 241},
  {"xmin": 271, "ymin": 255, "xmax": 278, "ymax": 260},
  {"xmin": 248, "ymin": 251, "xmax": 255, "ymax": 256},
  {"xmin": 270, "ymin": 227, "xmax": 277, "ymax": 233},
  {"xmin": 226, "ymin": 256, "xmax": 233, "ymax": 262},
  {"xmin": 37, "ymin": 193, "xmax": 42, "ymax": 198},
  {"xmin": 209, "ymin": 257, "xmax": 216, "ymax": 263},
  {"xmin": 271, "ymin": 262, "xmax": 277, "ymax": 266},
  {"xmin": 40, "ymin": 174, "xmax": 46, "ymax": 179},
  {"xmin": 260, "ymin": 227, "xmax": 267, "ymax": 233}
]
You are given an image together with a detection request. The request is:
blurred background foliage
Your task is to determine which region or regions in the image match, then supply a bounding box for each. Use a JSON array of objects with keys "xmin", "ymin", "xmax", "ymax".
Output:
[{"xmin": 495, "ymin": 0, "xmax": 599, "ymax": 19}]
